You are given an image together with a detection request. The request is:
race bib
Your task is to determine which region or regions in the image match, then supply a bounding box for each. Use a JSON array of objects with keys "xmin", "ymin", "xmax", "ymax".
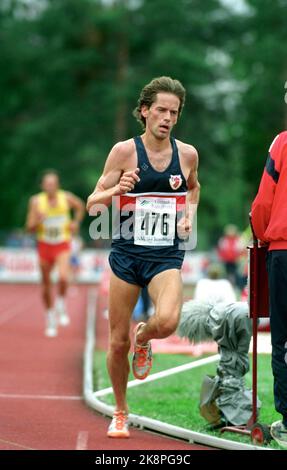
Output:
[
  {"xmin": 134, "ymin": 196, "xmax": 176, "ymax": 246},
  {"xmin": 42, "ymin": 215, "xmax": 67, "ymax": 244}
]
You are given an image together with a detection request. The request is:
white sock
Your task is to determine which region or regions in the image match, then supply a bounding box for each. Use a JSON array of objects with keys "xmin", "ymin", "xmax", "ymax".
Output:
[
  {"xmin": 47, "ymin": 308, "xmax": 54, "ymax": 317},
  {"xmin": 56, "ymin": 296, "xmax": 65, "ymax": 311}
]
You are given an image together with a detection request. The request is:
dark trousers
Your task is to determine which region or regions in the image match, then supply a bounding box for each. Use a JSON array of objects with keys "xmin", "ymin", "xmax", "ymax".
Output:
[{"xmin": 267, "ymin": 250, "xmax": 287, "ymax": 423}]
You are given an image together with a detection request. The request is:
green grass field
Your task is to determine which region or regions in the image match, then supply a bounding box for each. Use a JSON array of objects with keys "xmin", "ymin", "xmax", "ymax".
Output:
[{"xmin": 93, "ymin": 351, "xmax": 282, "ymax": 449}]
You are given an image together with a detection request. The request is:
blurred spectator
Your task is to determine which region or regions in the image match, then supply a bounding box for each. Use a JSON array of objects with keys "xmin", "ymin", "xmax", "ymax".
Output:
[
  {"xmin": 217, "ymin": 224, "xmax": 243, "ymax": 288},
  {"xmin": 5, "ymin": 229, "xmax": 24, "ymax": 248},
  {"xmin": 70, "ymin": 235, "xmax": 83, "ymax": 278},
  {"xmin": 5, "ymin": 229, "xmax": 36, "ymax": 248},
  {"xmin": 194, "ymin": 263, "xmax": 236, "ymax": 304},
  {"xmin": 132, "ymin": 286, "xmax": 152, "ymax": 321}
]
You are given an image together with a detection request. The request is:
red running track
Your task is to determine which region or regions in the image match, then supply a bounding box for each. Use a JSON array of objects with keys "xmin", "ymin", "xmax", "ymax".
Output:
[{"xmin": 0, "ymin": 284, "xmax": 211, "ymax": 450}]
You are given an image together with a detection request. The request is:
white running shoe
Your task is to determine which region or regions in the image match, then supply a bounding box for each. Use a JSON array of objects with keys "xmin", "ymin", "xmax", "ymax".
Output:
[
  {"xmin": 107, "ymin": 410, "xmax": 130, "ymax": 438},
  {"xmin": 45, "ymin": 311, "xmax": 58, "ymax": 337},
  {"xmin": 58, "ymin": 311, "xmax": 70, "ymax": 326},
  {"xmin": 132, "ymin": 322, "xmax": 152, "ymax": 380},
  {"xmin": 55, "ymin": 297, "xmax": 70, "ymax": 326}
]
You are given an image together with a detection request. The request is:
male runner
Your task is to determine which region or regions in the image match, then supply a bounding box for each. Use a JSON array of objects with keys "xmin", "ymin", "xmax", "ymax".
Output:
[
  {"xmin": 26, "ymin": 170, "xmax": 85, "ymax": 337},
  {"xmin": 87, "ymin": 76, "xmax": 200, "ymax": 438}
]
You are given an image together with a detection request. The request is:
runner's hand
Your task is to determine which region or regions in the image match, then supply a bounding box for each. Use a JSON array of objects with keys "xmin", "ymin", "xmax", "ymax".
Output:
[
  {"xmin": 177, "ymin": 217, "xmax": 192, "ymax": 240},
  {"xmin": 116, "ymin": 169, "xmax": 140, "ymax": 195},
  {"xmin": 35, "ymin": 211, "xmax": 46, "ymax": 225}
]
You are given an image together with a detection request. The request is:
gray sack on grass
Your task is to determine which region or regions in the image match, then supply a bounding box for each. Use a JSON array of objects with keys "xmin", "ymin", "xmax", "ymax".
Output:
[{"xmin": 178, "ymin": 300, "xmax": 261, "ymax": 425}]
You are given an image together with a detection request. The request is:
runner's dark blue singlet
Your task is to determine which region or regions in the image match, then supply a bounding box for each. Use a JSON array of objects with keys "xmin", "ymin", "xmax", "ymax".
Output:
[{"xmin": 111, "ymin": 136, "xmax": 188, "ymax": 263}]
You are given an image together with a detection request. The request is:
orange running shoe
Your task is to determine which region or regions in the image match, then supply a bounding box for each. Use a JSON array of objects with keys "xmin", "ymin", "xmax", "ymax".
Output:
[
  {"xmin": 107, "ymin": 410, "xmax": 130, "ymax": 438},
  {"xmin": 132, "ymin": 322, "xmax": 152, "ymax": 380}
]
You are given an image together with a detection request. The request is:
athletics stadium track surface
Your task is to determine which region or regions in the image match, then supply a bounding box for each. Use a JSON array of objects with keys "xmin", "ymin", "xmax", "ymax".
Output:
[{"xmin": 0, "ymin": 284, "xmax": 212, "ymax": 450}]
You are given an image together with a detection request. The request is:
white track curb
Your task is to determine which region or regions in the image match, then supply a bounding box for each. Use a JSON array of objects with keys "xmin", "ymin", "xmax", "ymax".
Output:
[{"xmin": 83, "ymin": 288, "xmax": 271, "ymax": 451}]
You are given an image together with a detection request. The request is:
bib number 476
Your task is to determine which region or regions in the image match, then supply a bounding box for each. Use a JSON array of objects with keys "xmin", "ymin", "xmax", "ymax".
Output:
[{"xmin": 141, "ymin": 212, "xmax": 169, "ymax": 236}]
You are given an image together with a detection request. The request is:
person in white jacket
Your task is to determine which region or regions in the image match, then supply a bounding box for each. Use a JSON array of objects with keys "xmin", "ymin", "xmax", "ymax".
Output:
[{"xmin": 194, "ymin": 263, "xmax": 236, "ymax": 304}]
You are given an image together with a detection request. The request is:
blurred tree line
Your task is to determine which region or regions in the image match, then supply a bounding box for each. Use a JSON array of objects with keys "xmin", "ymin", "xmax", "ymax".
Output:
[{"xmin": 0, "ymin": 0, "xmax": 286, "ymax": 248}]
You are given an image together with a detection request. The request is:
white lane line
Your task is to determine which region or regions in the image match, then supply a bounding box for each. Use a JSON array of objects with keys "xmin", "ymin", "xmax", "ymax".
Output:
[
  {"xmin": 94, "ymin": 354, "xmax": 220, "ymax": 397},
  {"xmin": 0, "ymin": 393, "xmax": 82, "ymax": 400},
  {"xmin": 0, "ymin": 437, "xmax": 35, "ymax": 450},
  {"xmin": 76, "ymin": 431, "xmax": 89, "ymax": 450}
]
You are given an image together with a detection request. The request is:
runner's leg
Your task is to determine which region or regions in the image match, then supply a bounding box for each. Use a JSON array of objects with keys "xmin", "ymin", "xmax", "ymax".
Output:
[
  {"xmin": 55, "ymin": 249, "xmax": 71, "ymax": 325},
  {"xmin": 39, "ymin": 259, "xmax": 58, "ymax": 336},
  {"xmin": 39, "ymin": 260, "xmax": 53, "ymax": 309},
  {"xmin": 136, "ymin": 269, "xmax": 183, "ymax": 344},
  {"xmin": 107, "ymin": 272, "xmax": 140, "ymax": 412},
  {"xmin": 56, "ymin": 249, "xmax": 71, "ymax": 297}
]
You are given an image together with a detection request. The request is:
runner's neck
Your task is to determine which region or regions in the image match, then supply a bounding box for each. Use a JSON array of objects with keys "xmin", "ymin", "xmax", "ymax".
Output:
[
  {"xmin": 141, "ymin": 132, "xmax": 171, "ymax": 153},
  {"xmin": 46, "ymin": 192, "xmax": 58, "ymax": 206}
]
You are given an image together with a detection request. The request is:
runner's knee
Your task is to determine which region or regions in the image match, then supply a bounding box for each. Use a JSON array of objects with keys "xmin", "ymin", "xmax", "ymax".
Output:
[
  {"xmin": 109, "ymin": 338, "xmax": 131, "ymax": 356},
  {"xmin": 42, "ymin": 278, "xmax": 51, "ymax": 291}
]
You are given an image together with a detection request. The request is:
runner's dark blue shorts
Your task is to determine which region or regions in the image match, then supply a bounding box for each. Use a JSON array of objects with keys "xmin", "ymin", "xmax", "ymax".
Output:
[{"xmin": 109, "ymin": 250, "xmax": 184, "ymax": 287}]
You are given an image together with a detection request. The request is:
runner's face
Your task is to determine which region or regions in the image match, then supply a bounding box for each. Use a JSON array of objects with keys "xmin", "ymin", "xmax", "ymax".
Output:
[
  {"xmin": 142, "ymin": 93, "xmax": 180, "ymax": 140},
  {"xmin": 42, "ymin": 174, "xmax": 59, "ymax": 196}
]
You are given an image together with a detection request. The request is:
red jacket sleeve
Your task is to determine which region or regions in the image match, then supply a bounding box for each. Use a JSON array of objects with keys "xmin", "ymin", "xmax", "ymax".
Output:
[{"xmin": 251, "ymin": 134, "xmax": 282, "ymax": 242}]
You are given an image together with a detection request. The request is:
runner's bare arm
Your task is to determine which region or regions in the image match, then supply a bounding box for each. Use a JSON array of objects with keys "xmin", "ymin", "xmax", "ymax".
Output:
[
  {"xmin": 66, "ymin": 192, "xmax": 85, "ymax": 233},
  {"xmin": 177, "ymin": 145, "xmax": 200, "ymax": 237},
  {"xmin": 25, "ymin": 196, "xmax": 44, "ymax": 232},
  {"xmin": 86, "ymin": 142, "xmax": 140, "ymax": 214},
  {"xmin": 186, "ymin": 147, "xmax": 200, "ymax": 216}
]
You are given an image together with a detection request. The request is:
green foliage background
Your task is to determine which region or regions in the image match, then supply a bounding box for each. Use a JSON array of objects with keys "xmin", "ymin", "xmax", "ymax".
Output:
[{"xmin": 1, "ymin": 0, "xmax": 287, "ymax": 247}]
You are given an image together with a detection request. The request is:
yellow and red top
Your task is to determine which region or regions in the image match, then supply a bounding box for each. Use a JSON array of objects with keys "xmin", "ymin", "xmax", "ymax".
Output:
[{"xmin": 36, "ymin": 190, "xmax": 71, "ymax": 244}]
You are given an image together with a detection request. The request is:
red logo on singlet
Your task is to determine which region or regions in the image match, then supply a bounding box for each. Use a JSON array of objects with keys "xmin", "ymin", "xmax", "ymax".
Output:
[{"xmin": 169, "ymin": 174, "xmax": 182, "ymax": 190}]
